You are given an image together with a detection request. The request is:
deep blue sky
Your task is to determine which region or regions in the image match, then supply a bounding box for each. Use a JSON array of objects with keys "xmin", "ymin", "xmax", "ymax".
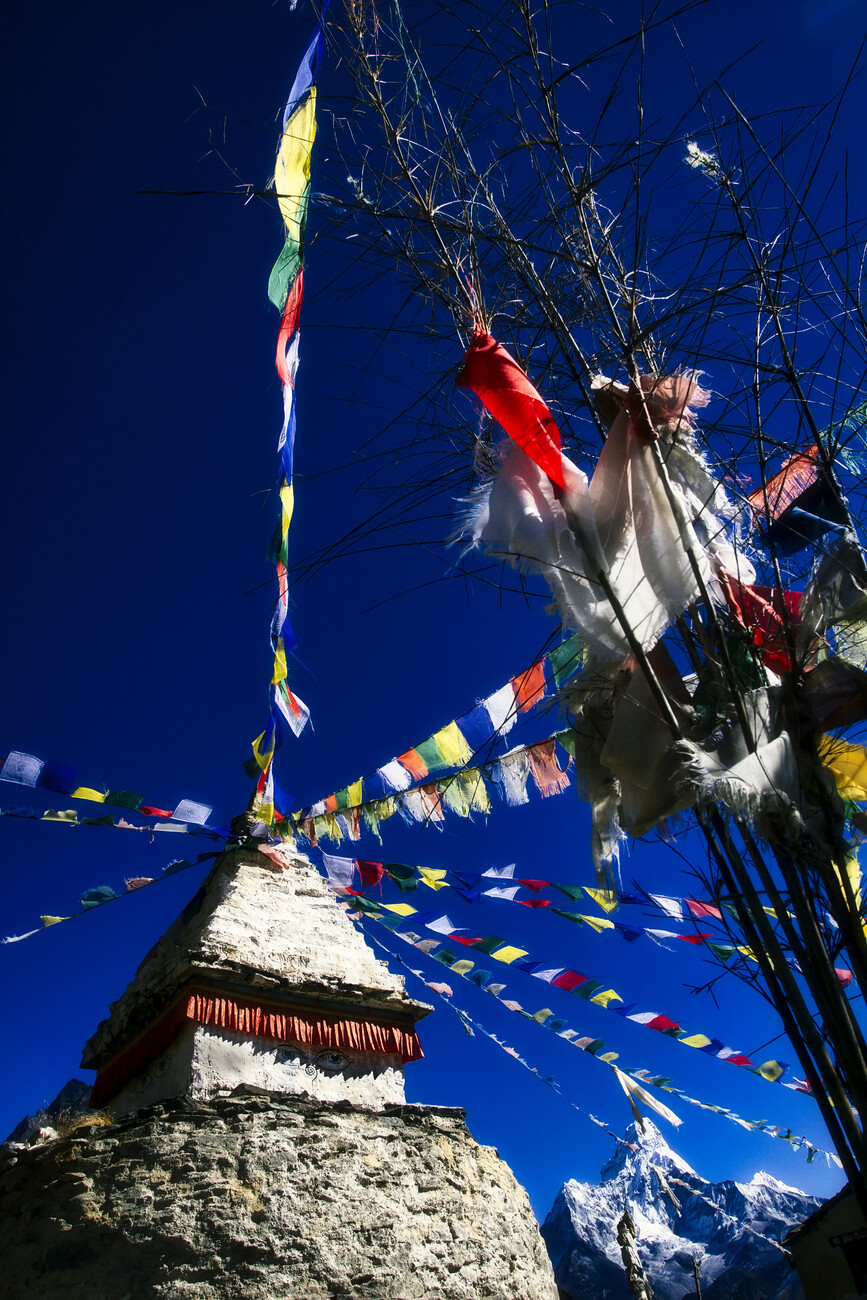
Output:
[{"xmin": 2, "ymin": 0, "xmax": 865, "ymax": 1218}]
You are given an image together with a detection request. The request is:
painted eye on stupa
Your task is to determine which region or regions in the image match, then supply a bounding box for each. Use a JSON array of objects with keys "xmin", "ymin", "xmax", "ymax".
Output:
[{"xmin": 316, "ymin": 1050, "xmax": 348, "ymax": 1073}]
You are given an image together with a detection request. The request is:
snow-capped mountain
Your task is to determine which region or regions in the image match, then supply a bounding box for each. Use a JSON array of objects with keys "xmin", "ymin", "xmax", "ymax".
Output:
[{"xmin": 541, "ymin": 1120, "xmax": 823, "ymax": 1300}]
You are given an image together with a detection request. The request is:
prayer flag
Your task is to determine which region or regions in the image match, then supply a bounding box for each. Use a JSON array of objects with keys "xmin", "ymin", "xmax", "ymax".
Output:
[
  {"xmin": 685, "ymin": 897, "xmax": 723, "ymax": 920},
  {"xmin": 490, "ymin": 945, "xmax": 530, "ymax": 964},
  {"xmin": 456, "ymin": 330, "xmax": 565, "ymax": 487},
  {"xmin": 648, "ymin": 893, "xmax": 686, "ymax": 921},
  {"xmin": 418, "ymin": 867, "xmax": 449, "ymax": 891},
  {"xmin": 172, "ymin": 799, "xmax": 212, "ymax": 826},
  {"xmin": 71, "ymin": 786, "xmax": 107, "ymax": 803},
  {"xmin": 37, "ymin": 760, "xmax": 77, "ymax": 795},
  {"xmin": 482, "ymin": 682, "xmax": 518, "ymax": 736},
  {"xmin": 1, "ymin": 751, "xmax": 44, "ymax": 786},
  {"xmin": 431, "ymin": 721, "xmax": 472, "ymax": 769},
  {"xmin": 583, "ymin": 887, "xmax": 618, "ymax": 913},
  {"xmin": 511, "ymin": 658, "xmax": 548, "ymax": 712}
]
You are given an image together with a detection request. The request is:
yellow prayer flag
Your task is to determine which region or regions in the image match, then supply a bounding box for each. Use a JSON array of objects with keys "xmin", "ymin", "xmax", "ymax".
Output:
[
  {"xmin": 381, "ymin": 903, "xmax": 417, "ymax": 917},
  {"xmin": 418, "ymin": 867, "xmax": 449, "ymax": 891},
  {"xmin": 71, "ymin": 787, "xmax": 106, "ymax": 803},
  {"xmin": 40, "ymin": 915, "xmax": 67, "ymax": 927},
  {"xmin": 584, "ymin": 887, "xmax": 619, "ymax": 913},
  {"xmin": 490, "ymin": 945, "xmax": 530, "ymax": 964},
  {"xmin": 251, "ymin": 730, "xmax": 274, "ymax": 771},
  {"xmin": 461, "ymin": 769, "xmax": 491, "ymax": 815},
  {"xmin": 42, "ymin": 810, "xmax": 78, "ymax": 823},
  {"xmin": 834, "ymin": 852, "xmax": 863, "ymax": 916},
  {"xmin": 347, "ymin": 779, "xmax": 363, "ymax": 807},
  {"xmin": 272, "ymin": 641, "xmax": 288, "ymax": 685},
  {"xmin": 582, "ymin": 915, "xmax": 615, "ymax": 932},
  {"xmin": 598, "ymin": 1051, "xmax": 620, "ymax": 1063},
  {"xmin": 590, "ymin": 988, "xmax": 622, "ymax": 1008},
  {"xmin": 680, "ymin": 1034, "xmax": 712, "ymax": 1049},
  {"xmin": 451, "ymin": 959, "xmax": 475, "ymax": 975},
  {"xmin": 275, "ymin": 93, "xmax": 317, "ymax": 246},
  {"xmin": 818, "ymin": 734, "xmax": 867, "ymax": 800},
  {"xmin": 532, "ymin": 1008, "xmax": 554, "ymax": 1023},
  {"xmin": 279, "ymin": 478, "xmax": 295, "ymax": 534},
  {"xmin": 432, "ymin": 721, "xmax": 472, "ymax": 768},
  {"xmin": 736, "ymin": 945, "xmax": 758, "ymax": 962}
]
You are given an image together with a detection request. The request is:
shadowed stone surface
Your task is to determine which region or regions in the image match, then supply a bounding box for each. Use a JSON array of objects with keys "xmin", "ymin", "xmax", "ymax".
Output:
[{"xmin": 0, "ymin": 1089, "xmax": 559, "ymax": 1300}]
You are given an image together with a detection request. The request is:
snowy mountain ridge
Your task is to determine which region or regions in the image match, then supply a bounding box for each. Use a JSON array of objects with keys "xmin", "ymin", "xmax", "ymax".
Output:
[{"xmin": 542, "ymin": 1120, "xmax": 822, "ymax": 1300}]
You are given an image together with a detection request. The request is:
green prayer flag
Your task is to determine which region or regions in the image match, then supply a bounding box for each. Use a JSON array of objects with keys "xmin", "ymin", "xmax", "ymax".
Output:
[
  {"xmin": 572, "ymin": 980, "xmax": 603, "ymax": 1001},
  {"xmin": 549, "ymin": 635, "xmax": 585, "ymax": 686},
  {"xmin": 415, "ymin": 736, "xmax": 448, "ymax": 774},
  {"xmin": 552, "ymin": 885, "xmax": 585, "ymax": 902},
  {"xmin": 384, "ymin": 864, "xmax": 419, "ymax": 892},
  {"xmin": 268, "ymin": 238, "xmax": 304, "ymax": 310},
  {"xmin": 78, "ymin": 814, "xmax": 116, "ymax": 828},
  {"xmin": 433, "ymin": 948, "xmax": 457, "ymax": 967},
  {"xmin": 708, "ymin": 942, "xmax": 737, "ymax": 962},
  {"xmin": 348, "ymin": 895, "xmax": 383, "ymax": 915},
  {"xmin": 105, "ymin": 790, "xmax": 144, "ymax": 810},
  {"xmin": 470, "ymin": 935, "xmax": 506, "ymax": 955}
]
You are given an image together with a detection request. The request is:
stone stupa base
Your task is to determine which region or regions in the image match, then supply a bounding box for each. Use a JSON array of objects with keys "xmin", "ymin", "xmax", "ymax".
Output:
[{"xmin": 0, "ymin": 1087, "xmax": 558, "ymax": 1300}]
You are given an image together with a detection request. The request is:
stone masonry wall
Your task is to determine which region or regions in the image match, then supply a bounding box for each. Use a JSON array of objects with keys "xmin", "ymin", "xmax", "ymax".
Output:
[{"xmin": 0, "ymin": 1089, "xmax": 558, "ymax": 1300}]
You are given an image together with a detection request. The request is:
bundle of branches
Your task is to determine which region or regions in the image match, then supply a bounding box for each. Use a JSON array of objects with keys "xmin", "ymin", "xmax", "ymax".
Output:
[{"xmin": 308, "ymin": 0, "xmax": 867, "ymax": 1198}]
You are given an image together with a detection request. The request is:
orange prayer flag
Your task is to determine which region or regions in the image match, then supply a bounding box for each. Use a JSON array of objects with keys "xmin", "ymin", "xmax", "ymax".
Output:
[
  {"xmin": 398, "ymin": 748, "xmax": 429, "ymax": 781},
  {"xmin": 512, "ymin": 658, "xmax": 548, "ymax": 712}
]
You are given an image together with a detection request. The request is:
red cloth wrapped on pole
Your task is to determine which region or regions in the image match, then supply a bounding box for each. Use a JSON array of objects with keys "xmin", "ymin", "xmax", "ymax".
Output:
[{"xmin": 457, "ymin": 330, "xmax": 565, "ymax": 487}]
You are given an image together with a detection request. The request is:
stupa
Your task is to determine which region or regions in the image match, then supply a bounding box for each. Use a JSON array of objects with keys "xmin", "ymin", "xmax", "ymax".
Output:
[{"xmin": 0, "ymin": 836, "xmax": 559, "ymax": 1299}]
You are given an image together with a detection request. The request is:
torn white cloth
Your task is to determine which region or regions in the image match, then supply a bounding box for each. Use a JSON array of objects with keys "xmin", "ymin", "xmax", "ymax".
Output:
[{"xmin": 464, "ymin": 373, "xmax": 733, "ymax": 661}]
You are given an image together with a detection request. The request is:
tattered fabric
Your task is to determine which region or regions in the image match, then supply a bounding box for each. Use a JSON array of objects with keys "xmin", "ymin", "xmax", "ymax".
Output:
[
  {"xmin": 464, "ymin": 368, "xmax": 732, "ymax": 661},
  {"xmin": 457, "ymin": 330, "xmax": 565, "ymax": 486}
]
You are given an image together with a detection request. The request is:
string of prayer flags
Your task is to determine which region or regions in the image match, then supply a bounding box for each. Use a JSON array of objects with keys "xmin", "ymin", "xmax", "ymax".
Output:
[
  {"xmin": 288, "ymin": 731, "xmax": 575, "ymax": 845},
  {"xmin": 249, "ymin": 14, "xmax": 325, "ymax": 814},
  {"xmin": 333, "ymin": 878, "xmax": 805, "ymax": 1095},
  {"xmin": 359, "ymin": 907, "xmax": 833, "ymax": 1164},
  {"xmin": 316, "ymin": 855, "xmax": 745, "ymax": 948},
  {"xmin": 1, "ymin": 853, "xmax": 219, "ymax": 944},
  {"xmin": 0, "ymin": 804, "xmax": 227, "ymax": 838},
  {"xmin": 0, "ymin": 749, "xmax": 215, "ymax": 826},
  {"xmin": 298, "ymin": 634, "xmax": 585, "ymax": 820}
]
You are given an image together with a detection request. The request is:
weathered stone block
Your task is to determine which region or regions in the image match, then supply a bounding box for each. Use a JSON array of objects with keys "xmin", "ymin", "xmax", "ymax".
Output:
[{"xmin": 0, "ymin": 1090, "xmax": 558, "ymax": 1300}]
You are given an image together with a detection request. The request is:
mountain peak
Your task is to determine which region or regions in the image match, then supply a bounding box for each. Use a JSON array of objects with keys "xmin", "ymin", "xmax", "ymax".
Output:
[
  {"xmin": 542, "ymin": 1125, "xmax": 823, "ymax": 1300},
  {"xmin": 600, "ymin": 1118, "xmax": 699, "ymax": 1185}
]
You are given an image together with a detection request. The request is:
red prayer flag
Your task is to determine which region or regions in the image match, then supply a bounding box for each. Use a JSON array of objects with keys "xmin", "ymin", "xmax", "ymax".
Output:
[
  {"xmin": 140, "ymin": 805, "xmax": 173, "ymax": 818},
  {"xmin": 275, "ymin": 270, "xmax": 305, "ymax": 384},
  {"xmin": 518, "ymin": 898, "xmax": 551, "ymax": 908},
  {"xmin": 456, "ymin": 330, "xmax": 565, "ymax": 487},
  {"xmin": 511, "ymin": 658, "xmax": 548, "ymax": 712},
  {"xmin": 357, "ymin": 860, "xmax": 384, "ymax": 887},
  {"xmin": 680, "ymin": 932, "xmax": 713, "ymax": 945},
  {"xmin": 719, "ymin": 571, "xmax": 804, "ymax": 673},
  {"xmin": 646, "ymin": 1014, "xmax": 682, "ymax": 1033},
  {"xmin": 685, "ymin": 898, "xmax": 722, "ymax": 920},
  {"xmin": 517, "ymin": 878, "xmax": 550, "ymax": 892},
  {"xmin": 551, "ymin": 970, "xmax": 588, "ymax": 991}
]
